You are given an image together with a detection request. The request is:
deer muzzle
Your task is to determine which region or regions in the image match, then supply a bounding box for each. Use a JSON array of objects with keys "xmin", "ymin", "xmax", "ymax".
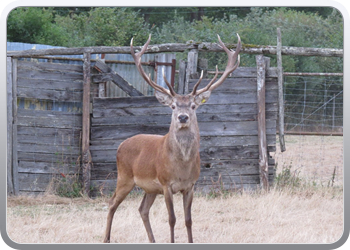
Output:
[{"xmin": 178, "ymin": 114, "xmax": 189, "ymax": 124}]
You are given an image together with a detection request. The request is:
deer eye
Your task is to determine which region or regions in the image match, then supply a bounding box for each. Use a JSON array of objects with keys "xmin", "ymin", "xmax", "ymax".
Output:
[
  {"xmin": 191, "ymin": 104, "xmax": 196, "ymax": 110},
  {"xmin": 171, "ymin": 104, "xmax": 176, "ymax": 110}
]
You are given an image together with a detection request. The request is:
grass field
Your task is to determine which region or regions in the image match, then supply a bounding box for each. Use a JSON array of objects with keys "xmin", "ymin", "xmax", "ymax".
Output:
[{"xmin": 6, "ymin": 135, "xmax": 344, "ymax": 244}]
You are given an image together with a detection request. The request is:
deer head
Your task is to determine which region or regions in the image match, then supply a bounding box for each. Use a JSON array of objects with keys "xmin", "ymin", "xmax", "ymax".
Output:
[{"xmin": 130, "ymin": 34, "xmax": 241, "ymax": 130}]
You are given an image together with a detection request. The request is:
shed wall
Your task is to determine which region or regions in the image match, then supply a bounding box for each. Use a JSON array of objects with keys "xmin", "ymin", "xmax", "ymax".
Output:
[
  {"xmin": 14, "ymin": 60, "xmax": 83, "ymax": 194},
  {"xmin": 90, "ymin": 67, "xmax": 278, "ymax": 195}
]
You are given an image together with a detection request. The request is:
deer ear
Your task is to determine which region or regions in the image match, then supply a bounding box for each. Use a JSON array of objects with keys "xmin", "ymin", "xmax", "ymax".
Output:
[
  {"xmin": 155, "ymin": 91, "xmax": 173, "ymax": 106},
  {"xmin": 194, "ymin": 90, "xmax": 211, "ymax": 106}
]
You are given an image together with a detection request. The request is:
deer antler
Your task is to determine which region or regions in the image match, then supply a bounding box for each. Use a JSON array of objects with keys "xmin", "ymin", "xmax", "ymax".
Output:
[
  {"xmin": 131, "ymin": 34, "xmax": 176, "ymax": 97},
  {"xmin": 192, "ymin": 34, "xmax": 241, "ymax": 96}
]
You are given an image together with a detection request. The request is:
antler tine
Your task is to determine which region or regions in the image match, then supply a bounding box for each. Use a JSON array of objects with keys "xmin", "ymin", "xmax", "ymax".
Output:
[
  {"xmin": 194, "ymin": 34, "xmax": 241, "ymax": 96},
  {"xmin": 190, "ymin": 70, "xmax": 204, "ymax": 95},
  {"xmin": 193, "ymin": 66, "xmax": 219, "ymax": 96},
  {"xmin": 162, "ymin": 69, "xmax": 177, "ymax": 96},
  {"xmin": 130, "ymin": 34, "xmax": 174, "ymax": 96}
]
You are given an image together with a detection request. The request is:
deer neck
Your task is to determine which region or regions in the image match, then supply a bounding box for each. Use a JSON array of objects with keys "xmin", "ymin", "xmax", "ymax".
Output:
[{"xmin": 166, "ymin": 118, "xmax": 200, "ymax": 162}]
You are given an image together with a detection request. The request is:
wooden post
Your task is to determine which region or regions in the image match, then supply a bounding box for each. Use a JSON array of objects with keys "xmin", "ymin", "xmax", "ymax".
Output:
[
  {"xmin": 7, "ymin": 57, "xmax": 14, "ymax": 195},
  {"xmin": 12, "ymin": 58, "xmax": 19, "ymax": 195},
  {"xmin": 185, "ymin": 49, "xmax": 198, "ymax": 94},
  {"xmin": 256, "ymin": 55, "xmax": 269, "ymax": 190},
  {"xmin": 332, "ymin": 94, "xmax": 336, "ymax": 132},
  {"xmin": 82, "ymin": 52, "xmax": 92, "ymax": 196},
  {"xmin": 177, "ymin": 60, "xmax": 187, "ymax": 94},
  {"xmin": 277, "ymin": 28, "xmax": 286, "ymax": 152}
]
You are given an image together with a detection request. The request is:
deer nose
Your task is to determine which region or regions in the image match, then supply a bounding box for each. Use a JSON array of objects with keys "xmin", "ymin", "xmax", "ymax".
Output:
[{"xmin": 178, "ymin": 114, "xmax": 189, "ymax": 123}]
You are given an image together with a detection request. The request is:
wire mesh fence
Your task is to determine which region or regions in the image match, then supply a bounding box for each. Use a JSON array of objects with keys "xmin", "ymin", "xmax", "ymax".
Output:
[{"xmin": 283, "ymin": 75, "xmax": 343, "ymax": 134}]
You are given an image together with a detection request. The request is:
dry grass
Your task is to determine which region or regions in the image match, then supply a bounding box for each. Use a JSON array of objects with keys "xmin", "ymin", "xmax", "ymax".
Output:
[
  {"xmin": 274, "ymin": 135, "xmax": 343, "ymax": 185},
  {"xmin": 6, "ymin": 135, "xmax": 344, "ymax": 244}
]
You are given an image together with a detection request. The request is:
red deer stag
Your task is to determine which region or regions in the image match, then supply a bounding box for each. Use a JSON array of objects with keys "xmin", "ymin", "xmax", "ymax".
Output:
[{"xmin": 104, "ymin": 34, "xmax": 241, "ymax": 243}]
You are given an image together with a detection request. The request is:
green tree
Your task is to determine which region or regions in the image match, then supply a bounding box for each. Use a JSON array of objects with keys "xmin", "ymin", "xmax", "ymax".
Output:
[
  {"xmin": 55, "ymin": 7, "xmax": 150, "ymax": 47},
  {"xmin": 7, "ymin": 7, "xmax": 66, "ymax": 46}
]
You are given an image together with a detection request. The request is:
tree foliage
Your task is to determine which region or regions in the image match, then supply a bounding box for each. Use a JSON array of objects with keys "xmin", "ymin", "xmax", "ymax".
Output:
[
  {"xmin": 7, "ymin": 6, "xmax": 343, "ymax": 72},
  {"xmin": 54, "ymin": 7, "xmax": 149, "ymax": 47},
  {"xmin": 7, "ymin": 7, "xmax": 66, "ymax": 45}
]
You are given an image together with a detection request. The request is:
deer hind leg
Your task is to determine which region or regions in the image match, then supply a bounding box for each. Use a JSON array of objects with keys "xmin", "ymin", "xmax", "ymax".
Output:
[
  {"xmin": 182, "ymin": 186, "xmax": 194, "ymax": 243},
  {"xmin": 103, "ymin": 179, "xmax": 135, "ymax": 243},
  {"xmin": 138, "ymin": 193, "xmax": 157, "ymax": 243}
]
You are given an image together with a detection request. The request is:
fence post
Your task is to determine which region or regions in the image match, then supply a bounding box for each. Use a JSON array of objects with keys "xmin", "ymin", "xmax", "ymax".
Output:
[
  {"xmin": 82, "ymin": 52, "xmax": 92, "ymax": 197},
  {"xmin": 185, "ymin": 49, "xmax": 198, "ymax": 94},
  {"xmin": 256, "ymin": 55, "xmax": 269, "ymax": 191},
  {"xmin": 178, "ymin": 60, "xmax": 187, "ymax": 94},
  {"xmin": 277, "ymin": 28, "xmax": 286, "ymax": 152},
  {"xmin": 7, "ymin": 57, "xmax": 14, "ymax": 195},
  {"xmin": 332, "ymin": 94, "xmax": 336, "ymax": 132}
]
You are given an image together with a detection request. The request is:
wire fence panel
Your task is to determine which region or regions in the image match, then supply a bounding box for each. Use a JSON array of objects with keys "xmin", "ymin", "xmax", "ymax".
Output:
[{"xmin": 283, "ymin": 75, "xmax": 343, "ymax": 134}]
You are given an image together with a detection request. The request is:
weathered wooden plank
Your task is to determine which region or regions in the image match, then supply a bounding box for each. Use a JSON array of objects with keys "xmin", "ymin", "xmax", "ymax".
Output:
[
  {"xmin": 90, "ymin": 158, "xmax": 275, "ymax": 178},
  {"xmin": 92, "ymin": 103, "xmax": 278, "ymax": 118},
  {"xmin": 18, "ymin": 151, "xmax": 80, "ymax": 163},
  {"xmin": 201, "ymin": 90, "xmax": 278, "ymax": 105},
  {"xmin": 189, "ymin": 78, "xmax": 278, "ymax": 91},
  {"xmin": 90, "ymin": 171, "xmax": 275, "ymax": 196},
  {"xmin": 91, "ymin": 163, "xmax": 117, "ymax": 180},
  {"xmin": 17, "ymin": 142, "xmax": 81, "ymax": 155},
  {"xmin": 196, "ymin": 174, "xmax": 274, "ymax": 188},
  {"xmin": 18, "ymin": 161, "xmax": 77, "ymax": 175},
  {"xmin": 91, "ymin": 112, "xmax": 277, "ymax": 126},
  {"xmin": 90, "ymin": 144, "xmax": 275, "ymax": 163},
  {"xmin": 92, "ymin": 95, "xmax": 279, "ymax": 110},
  {"xmin": 18, "ymin": 173, "xmax": 52, "ymax": 192},
  {"xmin": 92, "ymin": 92, "xmax": 278, "ymax": 117},
  {"xmin": 17, "ymin": 77, "xmax": 83, "ymax": 90},
  {"xmin": 17, "ymin": 109, "xmax": 82, "ymax": 128},
  {"xmin": 90, "ymin": 158, "xmax": 275, "ymax": 181},
  {"xmin": 200, "ymin": 145, "xmax": 275, "ymax": 161},
  {"xmin": 17, "ymin": 133, "xmax": 81, "ymax": 146},
  {"xmin": 17, "ymin": 86, "xmax": 83, "ymax": 102},
  {"xmin": 197, "ymin": 67, "xmax": 278, "ymax": 78},
  {"xmin": 17, "ymin": 68, "xmax": 83, "ymax": 82},
  {"xmin": 91, "ymin": 120, "xmax": 276, "ymax": 141},
  {"xmin": 17, "ymin": 125, "xmax": 81, "ymax": 137},
  {"xmin": 17, "ymin": 60, "xmax": 83, "ymax": 73},
  {"xmin": 89, "ymin": 134, "xmax": 276, "ymax": 151}
]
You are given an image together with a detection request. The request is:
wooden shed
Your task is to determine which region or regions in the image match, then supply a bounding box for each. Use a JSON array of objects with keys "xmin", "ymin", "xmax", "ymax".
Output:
[
  {"xmin": 7, "ymin": 41, "xmax": 284, "ymax": 196},
  {"xmin": 90, "ymin": 56, "xmax": 278, "ymax": 195}
]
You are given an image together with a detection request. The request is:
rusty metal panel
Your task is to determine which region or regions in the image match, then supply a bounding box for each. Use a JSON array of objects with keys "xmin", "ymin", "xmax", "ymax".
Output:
[{"xmin": 104, "ymin": 53, "xmax": 175, "ymax": 97}]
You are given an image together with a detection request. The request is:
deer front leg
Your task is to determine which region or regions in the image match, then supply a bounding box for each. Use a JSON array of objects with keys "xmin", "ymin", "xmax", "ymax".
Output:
[
  {"xmin": 139, "ymin": 193, "xmax": 157, "ymax": 243},
  {"xmin": 183, "ymin": 186, "xmax": 194, "ymax": 243},
  {"xmin": 163, "ymin": 186, "xmax": 176, "ymax": 243}
]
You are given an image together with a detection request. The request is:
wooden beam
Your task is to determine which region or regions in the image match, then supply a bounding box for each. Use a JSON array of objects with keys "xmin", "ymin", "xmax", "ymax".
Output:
[
  {"xmin": 7, "ymin": 43, "xmax": 343, "ymax": 58},
  {"xmin": 82, "ymin": 52, "xmax": 92, "ymax": 197},
  {"xmin": 94, "ymin": 60, "xmax": 143, "ymax": 96},
  {"xmin": 256, "ymin": 55, "xmax": 269, "ymax": 191},
  {"xmin": 277, "ymin": 28, "xmax": 286, "ymax": 152}
]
